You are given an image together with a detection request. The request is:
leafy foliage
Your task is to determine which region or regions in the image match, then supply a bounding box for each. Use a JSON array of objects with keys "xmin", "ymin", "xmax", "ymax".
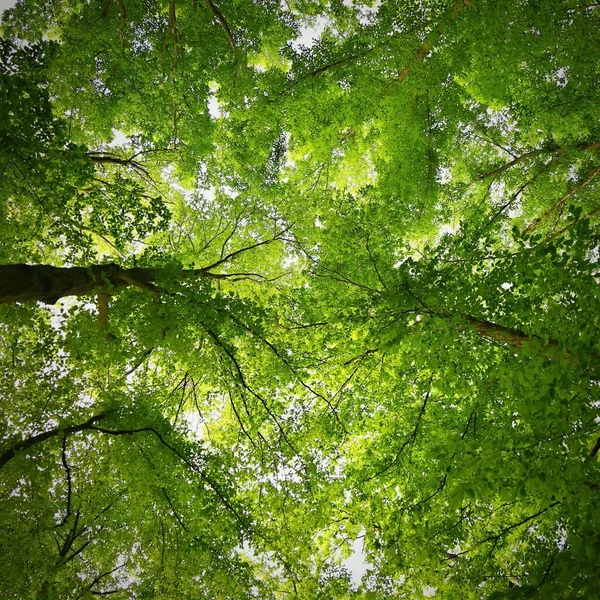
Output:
[{"xmin": 1, "ymin": 1, "xmax": 600, "ymax": 598}]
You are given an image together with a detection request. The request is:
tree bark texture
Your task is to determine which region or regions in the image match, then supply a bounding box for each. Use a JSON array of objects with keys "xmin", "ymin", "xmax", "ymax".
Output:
[{"xmin": 0, "ymin": 264, "xmax": 158, "ymax": 304}]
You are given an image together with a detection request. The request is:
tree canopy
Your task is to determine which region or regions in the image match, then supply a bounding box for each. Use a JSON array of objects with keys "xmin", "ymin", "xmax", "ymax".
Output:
[{"xmin": 1, "ymin": 0, "xmax": 600, "ymax": 598}]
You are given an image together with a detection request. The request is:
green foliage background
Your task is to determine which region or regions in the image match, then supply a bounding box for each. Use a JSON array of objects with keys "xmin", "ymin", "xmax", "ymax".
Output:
[{"xmin": 1, "ymin": 0, "xmax": 599, "ymax": 598}]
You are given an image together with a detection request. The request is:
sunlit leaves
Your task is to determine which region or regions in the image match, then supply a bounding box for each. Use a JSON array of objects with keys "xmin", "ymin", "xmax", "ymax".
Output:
[{"xmin": 1, "ymin": 0, "xmax": 600, "ymax": 598}]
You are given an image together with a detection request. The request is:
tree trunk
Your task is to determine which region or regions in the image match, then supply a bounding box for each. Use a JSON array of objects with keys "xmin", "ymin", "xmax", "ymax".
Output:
[
  {"xmin": 0, "ymin": 264, "xmax": 161, "ymax": 304},
  {"xmin": 464, "ymin": 314, "xmax": 598, "ymax": 364},
  {"xmin": 465, "ymin": 315, "xmax": 543, "ymax": 348}
]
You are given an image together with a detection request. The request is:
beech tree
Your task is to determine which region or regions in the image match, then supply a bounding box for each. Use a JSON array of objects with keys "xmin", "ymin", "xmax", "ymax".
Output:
[{"xmin": 1, "ymin": 1, "xmax": 600, "ymax": 598}]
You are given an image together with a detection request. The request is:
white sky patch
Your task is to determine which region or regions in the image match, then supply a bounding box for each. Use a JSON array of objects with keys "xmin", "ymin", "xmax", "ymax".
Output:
[
  {"xmin": 549, "ymin": 66, "xmax": 569, "ymax": 88},
  {"xmin": 490, "ymin": 180, "xmax": 506, "ymax": 204},
  {"xmin": 290, "ymin": 15, "xmax": 329, "ymax": 51},
  {"xmin": 264, "ymin": 463, "xmax": 303, "ymax": 490},
  {"xmin": 222, "ymin": 185, "xmax": 239, "ymax": 199},
  {"xmin": 508, "ymin": 201, "xmax": 522, "ymax": 218},
  {"xmin": 207, "ymin": 94, "xmax": 221, "ymax": 119},
  {"xmin": 0, "ymin": 0, "xmax": 18, "ymax": 14},
  {"xmin": 555, "ymin": 524, "xmax": 568, "ymax": 550},
  {"xmin": 438, "ymin": 222, "xmax": 458, "ymax": 236},
  {"xmin": 108, "ymin": 129, "xmax": 130, "ymax": 148},
  {"xmin": 75, "ymin": 392, "xmax": 95, "ymax": 408},
  {"xmin": 343, "ymin": 0, "xmax": 381, "ymax": 26},
  {"xmin": 161, "ymin": 164, "xmax": 196, "ymax": 203},
  {"xmin": 202, "ymin": 186, "xmax": 216, "ymax": 203},
  {"xmin": 207, "ymin": 82, "xmax": 223, "ymax": 119},
  {"xmin": 48, "ymin": 297, "xmax": 76, "ymax": 331},
  {"xmin": 423, "ymin": 585, "xmax": 437, "ymax": 597},
  {"xmin": 182, "ymin": 410, "xmax": 207, "ymax": 441},
  {"xmin": 282, "ymin": 253, "xmax": 299, "ymax": 269},
  {"xmin": 343, "ymin": 527, "xmax": 373, "ymax": 589},
  {"xmin": 436, "ymin": 166, "xmax": 452, "ymax": 184}
]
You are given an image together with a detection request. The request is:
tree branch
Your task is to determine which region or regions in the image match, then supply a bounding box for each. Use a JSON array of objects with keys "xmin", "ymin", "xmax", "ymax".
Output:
[
  {"xmin": 87, "ymin": 423, "xmax": 251, "ymax": 533},
  {"xmin": 454, "ymin": 501, "xmax": 561, "ymax": 557},
  {"xmin": 203, "ymin": 0, "xmax": 237, "ymax": 57},
  {"xmin": 161, "ymin": 487, "xmax": 189, "ymax": 532},
  {"xmin": 199, "ymin": 225, "xmax": 290, "ymax": 273},
  {"xmin": 202, "ymin": 324, "xmax": 301, "ymax": 458},
  {"xmin": 88, "ymin": 564, "xmax": 127, "ymax": 591},
  {"xmin": 56, "ymin": 435, "xmax": 73, "ymax": 527},
  {"xmin": 0, "ymin": 414, "xmax": 108, "ymax": 469},
  {"xmin": 364, "ymin": 377, "xmax": 433, "ymax": 481},
  {"xmin": 391, "ymin": 0, "xmax": 473, "ymax": 87},
  {"xmin": 524, "ymin": 163, "xmax": 600, "ymax": 234}
]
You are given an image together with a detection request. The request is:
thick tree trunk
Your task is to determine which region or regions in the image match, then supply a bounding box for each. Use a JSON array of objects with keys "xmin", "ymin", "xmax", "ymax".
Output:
[
  {"xmin": 465, "ymin": 315, "xmax": 543, "ymax": 348},
  {"xmin": 0, "ymin": 262, "xmax": 248, "ymax": 305},
  {"xmin": 0, "ymin": 264, "xmax": 159, "ymax": 304},
  {"xmin": 464, "ymin": 314, "xmax": 599, "ymax": 364}
]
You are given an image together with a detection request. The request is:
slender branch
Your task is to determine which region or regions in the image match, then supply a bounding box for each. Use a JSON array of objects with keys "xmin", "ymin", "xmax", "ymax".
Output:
[
  {"xmin": 543, "ymin": 203, "xmax": 600, "ymax": 243},
  {"xmin": 478, "ymin": 148, "xmax": 545, "ymax": 181},
  {"xmin": 88, "ymin": 564, "xmax": 127, "ymax": 591},
  {"xmin": 63, "ymin": 539, "xmax": 93, "ymax": 564},
  {"xmin": 219, "ymin": 211, "xmax": 244, "ymax": 260},
  {"xmin": 202, "ymin": 325, "xmax": 301, "ymax": 458},
  {"xmin": 461, "ymin": 314, "xmax": 599, "ymax": 363},
  {"xmin": 454, "ymin": 501, "xmax": 561, "ymax": 557},
  {"xmin": 203, "ymin": 0, "xmax": 237, "ymax": 57},
  {"xmin": 88, "ymin": 153, "xmax": 152, "ymax": 180},
  {"xmin": 292, "ymin": 47, "xmax": 374, "ymax": 84},
  {"xmin": 58, "ymin": 508, "xmax": 86, "ymax": 559},
  {"xmin": 288, "ymin": 234, "xmax": 381, "ymax": 294},
  {"xmin": 363, "ymin": 377, "xmax": 433, "ymax": 481},
  {"xmin": 472, "ymin": 131, "xmax": 516, "ymax": 158},
  {"xmin": 161, "ymin": 487, "xmax": 189, "ymax": 532},
  {"xmin": 228, "ymin": 390, "xmax": 257, "ymax": 448},
  {"xmin": 344, "ymin": 348, "xmax": 378, "ymax": 366},
  {"xmin": 121, "ymin": 348, "xmax": 154, "ymax": 379},
  {"xmin": 391, "ymin": 0, "xmax": 473, "ymax": 86},
  {"xmin": 535, "ymin": 554, "xmax": 555, "ymax": 590},
  {"xmin": 87, "ymin": 424, "xmax": 251, "ymax": 532},
  {"xmin": 481, "ymin": 176, "xmax": 535, "ymax": 230},
  {"xmin": 460, "ymin": 406, "xmax": 478, "ymax": 440},
  {"xmin": 0, "ymin": 414, "xmax": 108, "ymax": 469},
  {"xmin": 199, "ymin": 226, "xmax": 290, "ymax": 273},
  {"xmin": 172, "ymin": 372, "xmax": 188, "ymax": 426},
  {"xmin": 479, "ymin": 140, "xmax": 600, "ymax": 181},
  {"xmin": 56, "ymin": 435, "xmax": 73, "ymax": 527},
  {"xmin": 366, "ymin": 234, "xmax": 388, "ymax": 291},
  {"xmin": 524, "ymin": 163, "xmax": 600, "ymax": 234},
  {"xmin": 404, "ymin": 474, "xmax": 447, "ymax": 512}
]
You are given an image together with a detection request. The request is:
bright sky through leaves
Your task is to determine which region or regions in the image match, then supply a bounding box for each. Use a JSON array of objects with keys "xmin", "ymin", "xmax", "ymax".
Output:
[{"xmin": 1, "ymin": 1, "xmax": 599, "ymax": 598}]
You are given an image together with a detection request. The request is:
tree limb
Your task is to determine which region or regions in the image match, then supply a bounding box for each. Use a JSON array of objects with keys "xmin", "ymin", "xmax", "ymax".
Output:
[
  {"xmin": 524, "ymin": 163, "xmax": 600, "ymax": 234},
  {"xmin": 203, "ymin": 0, "xmax": 237, "ymax": 57},
  {"xmin": 363, "ymin": 377, "xmax": 433, "ymax": 481},
  {"xmin": 454, "ymin": 501, "xmax": 561, "ymax": 557},
  {"xmin": 0, "ymin": 414, "xmax": 108, "ymax": 469}
]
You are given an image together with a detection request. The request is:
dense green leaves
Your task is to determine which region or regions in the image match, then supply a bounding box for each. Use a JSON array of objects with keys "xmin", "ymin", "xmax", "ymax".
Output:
[{"xmin": 1, "ymin": 0, "xmax": 600, "ymax": 598}]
